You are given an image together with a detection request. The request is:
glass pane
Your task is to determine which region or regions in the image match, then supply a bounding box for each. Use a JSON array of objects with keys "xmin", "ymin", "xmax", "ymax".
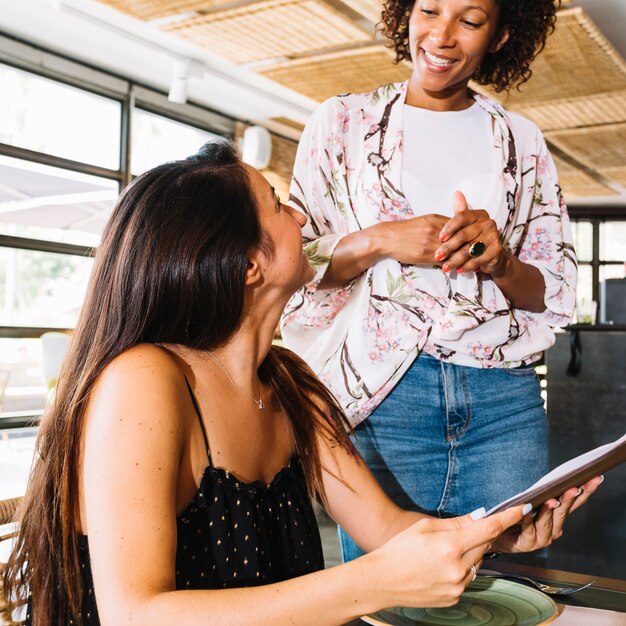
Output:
[
  {"xmin": 600, "ymin": 264, "xmax": 625, "ymax": 281},
  {"xmin": 0, "ymin": 427, "xmax": 38, "ymax": 499},
  {"xmin": 574, "ymin": 264, "xmax": 594, "ymax": 324},
  {"xmin": 0, "ymin": 248, "xmax": 93, "ymax": 327},
  {"xmin": 570, "ymin": 220, "xmax": 592, "ymax": 263},
  {"xmin": 0, "ymin": 63, "xmax": 122, "ymax": 169},
  {"xmin": 0, "ymin": 155, "xmax": 118, "ymax": 246},
  {"xmin": 599, "ymin": 265, "xmax": 626, "ymax": 326},
  {"xmin": 600, "ymin": 221, "xmax": 626, "ymax": 262},
  {"xmin": 0, "ymin": 338, "xmax": 47, "ymax": 417},
  {"xmin": 131, "ymin": 108, "xmax": 219, "ymax": 175}
]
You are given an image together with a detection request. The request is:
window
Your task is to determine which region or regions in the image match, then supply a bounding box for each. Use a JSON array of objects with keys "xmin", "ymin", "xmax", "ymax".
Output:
[
  {"xmin": 599, "ymin": 222, "xmax": 626, "ymax": 263},
  {"xmin": 571, "ymin": 221, "xmax": 592, "ymax": 263},
  {"xmin": 131, "ymin": 108, "xmax": 219, "ymax": 175},
  {"xmin": 0, "ymin": 340, "xmax": 47, "ymax": 417},
  {"xmin": 0, "ymin": 248, "xmax": 94, "ymax": 327},
  {"xmin": 571, "ymin": 219, "xmax": 626, "ymax": 324},
  {"xmin": 0, "ymin": 155, "xmax": 118, "ymax": 246},
  {"xmin": 0, "ymin": 427, "xmax": 38, "ymax": 499},
  {"xmin": 0, "ymin": 63, "xmax": 122, "ymax": 169},
  {"xmin": 0, "ymin": 50, "xmax": 233, "ymax": 437}
]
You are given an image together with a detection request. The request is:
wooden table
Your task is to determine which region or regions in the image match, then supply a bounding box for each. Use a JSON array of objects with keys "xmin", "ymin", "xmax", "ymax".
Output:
[{"xmin": 345, "ymin": 561, "xmax": 626, "ymax": 625}]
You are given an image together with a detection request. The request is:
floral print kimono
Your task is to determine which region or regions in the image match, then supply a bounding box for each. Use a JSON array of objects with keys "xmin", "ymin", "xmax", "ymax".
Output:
[{"xmin": 280, "ymin": 81, "xmax": 576, "ymax": 428}]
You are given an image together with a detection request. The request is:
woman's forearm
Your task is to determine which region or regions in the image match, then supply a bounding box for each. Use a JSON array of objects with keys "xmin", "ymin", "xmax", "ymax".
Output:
[
  {"xmin": 318, "ymin": 215, "xmax": 449, "ymax": 289},
  {"xmin": 490, "ymin": 252, "xmax": 546, "ymax": 312},
  {"xmin": 104, "ymin": 558, "xmax": 379, "ymax": 626},
  {"xmin": 318, "ymin": 224, "xmax": 388, "ymax": 289}
]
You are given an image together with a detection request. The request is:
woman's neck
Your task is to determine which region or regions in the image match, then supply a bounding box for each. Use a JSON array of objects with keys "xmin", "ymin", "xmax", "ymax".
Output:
[
  {"xmin": 170, "ymin": 290, "xmax": 286, "ymax": 382},
  {"xmin": 406, "ymin": 77, "xmax": 475, "ymax": 112}
]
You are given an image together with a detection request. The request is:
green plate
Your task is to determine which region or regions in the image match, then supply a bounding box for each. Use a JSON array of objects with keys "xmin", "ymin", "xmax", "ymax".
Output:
[{"xmin": 362, "ymin": 578, "xmax": 558, "ymax": 626}]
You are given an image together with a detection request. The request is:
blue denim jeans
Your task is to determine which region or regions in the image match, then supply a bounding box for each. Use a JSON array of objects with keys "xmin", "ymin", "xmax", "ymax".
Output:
[{"xmin": 339, "ymin": 352, "xmax": 548, "ymax": 562}]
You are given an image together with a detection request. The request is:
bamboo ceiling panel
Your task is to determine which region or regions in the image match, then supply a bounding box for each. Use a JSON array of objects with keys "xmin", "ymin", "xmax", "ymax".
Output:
[
  {"xmin": 482, "ymin": 8, "xmax": 626, "ymax": 108},
  {"xmin": 262, "ymin": 134, "xmax": 298, "ymax": 199},
  {"xmin": 506, "ymin": 91, "xmax": 626, "ymax": 132},
  {"xmin": 552, "ymin": 154, "xmax": 616, "ymax": 198},
  {"xmin": 96, "ymin": 0, "xmax": 227, "ymax": 20},
  {"xmin": 163, "ymin": 0, "xmax": 371, "ymax": 64},
  {"xmin": 339, "ymin": 0, "xmax": 382, "ymax": 25},
  {"xmin": 263, "ymin": 169, "xmax": 291, "ymax": 201},
  {"xmin": 259, "ymin": 45, "xmax": 411, "ymax": 102},
  {"xmin": 547, "ymin": 124, "xmax": 626, "ymax": 188},
  {"xmin": 267, "ymin": 134, "xmax": 298, "ymax": 180},
  {"xmin": 270, "ymin": 117, "xmax": 305, "ymax": 133},
  {"xmin": 602, "ymin": 166, "xmax": 626, "ymax": 187}
]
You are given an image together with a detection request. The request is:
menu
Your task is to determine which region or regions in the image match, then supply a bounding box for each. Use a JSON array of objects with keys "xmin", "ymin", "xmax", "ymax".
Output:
[{"xmin": 486, "ymin": 432, "xmax": 626, "ymax": 515}]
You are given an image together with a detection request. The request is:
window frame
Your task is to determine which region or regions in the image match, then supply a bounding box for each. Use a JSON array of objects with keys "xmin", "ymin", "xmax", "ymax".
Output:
[
  {"xmin": 569, "ymin": 210, "xmax": 626, "ymax": 322},
  {"xmin": 0, "ymin": 34, "xmax": 236, "ymax": 429}
]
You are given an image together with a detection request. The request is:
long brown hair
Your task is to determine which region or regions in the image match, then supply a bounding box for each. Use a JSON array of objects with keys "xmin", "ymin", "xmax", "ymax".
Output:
[{"xmin": 1, "ymin": 141, "xmax": 355, "ymax": 625}]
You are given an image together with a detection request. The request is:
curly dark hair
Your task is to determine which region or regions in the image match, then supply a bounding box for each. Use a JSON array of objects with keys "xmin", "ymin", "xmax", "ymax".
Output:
[{"xmin": 380, "ymin": 0, "xmax": 560, "ymax": 92}]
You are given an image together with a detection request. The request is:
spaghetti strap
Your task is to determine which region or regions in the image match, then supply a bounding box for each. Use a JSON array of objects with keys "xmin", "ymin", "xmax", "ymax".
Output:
[{"xmin": 184, "ymin": 376, "xmax": 211, "ymax": 464}]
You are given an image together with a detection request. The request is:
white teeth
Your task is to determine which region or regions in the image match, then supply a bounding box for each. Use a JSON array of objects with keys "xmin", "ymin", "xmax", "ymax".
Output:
[{"xmin": 424, "ymin": 50, "xmax": 455, "ymax": 66}]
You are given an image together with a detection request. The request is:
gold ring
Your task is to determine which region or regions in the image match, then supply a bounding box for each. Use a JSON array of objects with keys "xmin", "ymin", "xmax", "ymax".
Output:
[{"xmin": 468, "ymin": 241, "xmax": 486, "ymax": 258}]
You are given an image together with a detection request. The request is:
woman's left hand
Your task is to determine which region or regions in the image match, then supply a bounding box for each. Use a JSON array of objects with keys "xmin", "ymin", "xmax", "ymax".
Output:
[
  {"xmin": 492, "ymin": 476, "xmax": 604, "ymax": 554},
  {"xmin": 435, "ymin": 191, "xmax": 508, "ymax": 276}
]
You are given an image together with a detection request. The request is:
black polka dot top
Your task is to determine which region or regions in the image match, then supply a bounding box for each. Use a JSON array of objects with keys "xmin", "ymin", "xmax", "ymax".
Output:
[{"xmin": 25, "ymin": 380, "xmax": 325, "ymax": 625}]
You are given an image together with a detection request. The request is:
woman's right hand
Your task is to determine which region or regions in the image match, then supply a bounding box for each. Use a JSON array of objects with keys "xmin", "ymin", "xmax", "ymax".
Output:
[
  {"xmin": 360, "ymin": 505, "xmax": 529, "ymax": 609},
  {"xmin": 375, "ymin": 214, "xmax": 449, "ymax": 265},
  {"xmin": 319, "ymin": 214, "xmax": 449, "ymax": 288}
]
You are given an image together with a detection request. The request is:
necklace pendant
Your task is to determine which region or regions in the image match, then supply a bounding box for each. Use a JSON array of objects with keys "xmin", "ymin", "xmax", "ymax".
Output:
[{"xmin": 258, "ymin": 399, "xmax": 265, "ymax": 410}]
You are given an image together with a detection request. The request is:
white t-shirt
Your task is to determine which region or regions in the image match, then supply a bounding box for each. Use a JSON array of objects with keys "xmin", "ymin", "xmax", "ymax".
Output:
[{"xmin": 401, "ymin": 102, "xmax": 495, "ymax": 217}]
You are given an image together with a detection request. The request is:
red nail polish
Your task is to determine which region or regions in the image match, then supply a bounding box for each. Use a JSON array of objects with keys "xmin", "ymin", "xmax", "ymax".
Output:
[
  {"xmin": 434, "ymin": 251, "xmax": 445, "ymax": 262},
  {"xmin": 442, "ymin": 265, "xmax": 450, "ymax": 273},
  {"xmin": 457, "ymin": 266, "xmax": 464, "ymax": 273},
  {"xmin": 439, "ymin": 231, "xmax": 448, "ymax": 242}
]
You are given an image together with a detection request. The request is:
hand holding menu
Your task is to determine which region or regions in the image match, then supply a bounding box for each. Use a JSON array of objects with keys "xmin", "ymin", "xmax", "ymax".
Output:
[{"xmin": 487, "ymin": 432, "xmax": 626, "ymax": 516}]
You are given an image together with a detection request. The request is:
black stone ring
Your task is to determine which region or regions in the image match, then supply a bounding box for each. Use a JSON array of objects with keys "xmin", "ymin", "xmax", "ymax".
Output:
[{"xmin": 468, "ymin": 241, "xmax": 486, "ymax": 258}]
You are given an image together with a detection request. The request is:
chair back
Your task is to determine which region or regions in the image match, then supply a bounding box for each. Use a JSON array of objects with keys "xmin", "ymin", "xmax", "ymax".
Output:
[{"xmin": 41, "ymin": 332, "xmax": 71, "ymax": 389}]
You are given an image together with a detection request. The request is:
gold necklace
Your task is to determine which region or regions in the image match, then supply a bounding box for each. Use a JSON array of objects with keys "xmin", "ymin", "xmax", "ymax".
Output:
[{"xmin": 207, "ymin": 352, "xmax": 265, "ymax": 409}]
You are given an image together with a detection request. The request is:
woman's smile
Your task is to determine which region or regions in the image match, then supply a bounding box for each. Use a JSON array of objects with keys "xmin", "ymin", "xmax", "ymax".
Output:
[{"xmin": 420, "ymin": 48, "xmax": 459, "ymax": 70}]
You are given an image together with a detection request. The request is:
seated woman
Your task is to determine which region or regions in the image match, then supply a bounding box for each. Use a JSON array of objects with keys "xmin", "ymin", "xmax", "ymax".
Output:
[{"xmin": 2, "ymin": 141, "xmax": 600, "ymax": 626}]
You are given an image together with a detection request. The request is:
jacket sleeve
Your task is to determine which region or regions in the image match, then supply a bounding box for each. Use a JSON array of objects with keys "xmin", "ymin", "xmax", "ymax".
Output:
[
  {"xmin": 288, "ymin": 97, "xmax": 353, "ymax": 288},
  {"xmin": 281, "ymin": 98, "xmax": 360, "ymax": 335},
  {"xmin": 517, "ymin": 135, "xmax": 577, "ymax": 327}
]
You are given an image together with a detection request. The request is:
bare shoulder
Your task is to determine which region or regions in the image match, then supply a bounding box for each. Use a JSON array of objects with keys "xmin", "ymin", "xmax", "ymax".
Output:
[
  {"xmin": 104, "ymin": 343, "xmax": 180, "ymax": 374},
  {"xmin": 96, "ymin": 343, "xmax": 182, "ymax": 395},
  {"xmin": 86, "ymin": 344, "xmax": 188, "ymax": 444}
]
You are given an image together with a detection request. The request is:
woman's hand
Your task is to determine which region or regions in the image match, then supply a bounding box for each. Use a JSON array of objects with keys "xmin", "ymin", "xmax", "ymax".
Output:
[
  {"xmin": 434, "ymin": 191, "xmax": 507, "ymax": 276},
  {"xmin": 318, "ymin": 214, "xmax": 448, "ymax": 288},
  {"xmin": 379, "ymin": 214, "xmax": 451, "ymax": 266},
  {"xmin": 433, "ymin": 190, "xmax": 547, "ymax": 310},
  {"xmin": 361, "ymin": 505, "xmax": 529, "ymax": 610},
  {"xmin": 492, "ymin": 476, "xmax": 604, "ymax": 553}
]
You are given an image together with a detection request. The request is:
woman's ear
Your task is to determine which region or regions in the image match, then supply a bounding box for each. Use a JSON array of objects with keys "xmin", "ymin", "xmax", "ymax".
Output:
[
  {"xmin": 244, "ymin": 250, "xmax": 263, "ymax": 286},
  {"xmin": 490, "ymin": 26, "xmax": 510, "ymax": 53}
]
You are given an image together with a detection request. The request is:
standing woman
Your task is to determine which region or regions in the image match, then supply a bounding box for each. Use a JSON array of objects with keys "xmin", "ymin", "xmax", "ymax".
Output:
[{"xmin": 281, "ymin": 0, "xmax": 576, "ymax": 561}]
